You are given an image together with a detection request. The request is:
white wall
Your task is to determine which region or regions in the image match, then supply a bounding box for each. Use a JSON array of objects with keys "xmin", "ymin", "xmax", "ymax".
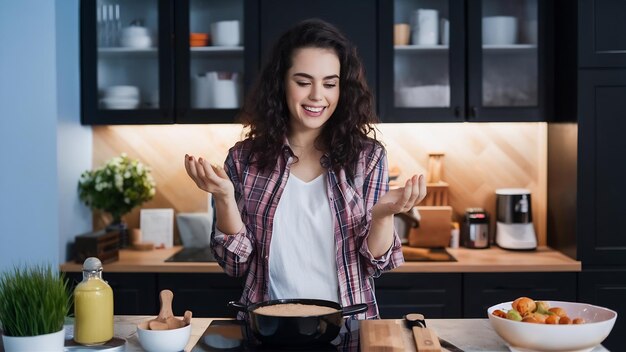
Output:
[{"xmin": 0, "ymin": 0, "xmax": 91, "ymax": 271}]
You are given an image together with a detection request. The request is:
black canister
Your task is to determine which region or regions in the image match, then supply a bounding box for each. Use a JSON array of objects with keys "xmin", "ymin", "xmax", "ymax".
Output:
[{"xmin": 462, "ymin": 208, "xmax": 490, "ymax": 249}]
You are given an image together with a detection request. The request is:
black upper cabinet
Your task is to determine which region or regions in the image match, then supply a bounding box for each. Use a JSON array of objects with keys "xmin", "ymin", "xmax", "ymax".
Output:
[
  {"xmin": 81, "ymin": 0, "xmax": 175, "ymax": 124},
  {"xmin": 579, "ymin": 0, "xmax": 626, "ymax": 68},
  {"xmin": 82, "ymin": 0, "xmax": 554, "ymax": 125},
  {"xmin": 378, "ymin": 0, "xmax": 553, "ymax": 122},
  {"xmin": 80, "ymin": 0, "xmax": 259, "ymax": 125},
  {"xmin": 258, "ymin": 0, "xmax": 377, "ymax": 99}
]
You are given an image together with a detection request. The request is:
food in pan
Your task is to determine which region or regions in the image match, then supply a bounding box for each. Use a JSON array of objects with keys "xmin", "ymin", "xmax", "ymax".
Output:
[
  {"xmin": 253, "ymin": 303, "xmax": 339, "ymax": 317},
  {"xmin": 492, "ymin": 297, "xmax": 586, "ymax": 324}
]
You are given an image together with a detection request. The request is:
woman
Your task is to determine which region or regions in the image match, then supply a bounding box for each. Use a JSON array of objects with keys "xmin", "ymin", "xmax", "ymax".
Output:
[{"xmin": 184, "ymin": 19, "xmax": 426, "ymax": 319}]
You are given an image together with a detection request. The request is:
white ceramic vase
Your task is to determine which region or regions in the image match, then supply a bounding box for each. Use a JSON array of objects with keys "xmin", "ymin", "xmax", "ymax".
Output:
[{"xmin": 2, "ymin": 327, "xmax": 65, "ymax": 352}]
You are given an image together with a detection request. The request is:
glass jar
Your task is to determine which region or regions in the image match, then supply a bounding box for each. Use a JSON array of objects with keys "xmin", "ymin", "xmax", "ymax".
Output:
[{"xmin": 73, "ymin": 257, "xmax": 114, "ymax": 345}]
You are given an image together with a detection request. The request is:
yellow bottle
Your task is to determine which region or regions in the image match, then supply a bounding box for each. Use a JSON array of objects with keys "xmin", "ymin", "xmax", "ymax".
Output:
[{"xmin": 73, "ymin": 257, "xmax": 114, "ymax": 345}]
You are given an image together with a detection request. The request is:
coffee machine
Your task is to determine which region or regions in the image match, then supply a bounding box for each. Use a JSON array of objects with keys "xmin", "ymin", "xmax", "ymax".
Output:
[
  {"xmin": 495, "ymin": 188, "xmax": 537, "ymax": 250},
  {"xmin": 462, "ymin": 208, "xmax": 490, "ymax": 249}
]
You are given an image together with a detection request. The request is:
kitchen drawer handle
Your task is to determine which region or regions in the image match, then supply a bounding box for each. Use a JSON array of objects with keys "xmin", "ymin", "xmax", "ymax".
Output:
[
  {"xmin": 454, "ymin": 106, "xmax": 461, "ymax": 118},
  {"xmin": 469, "ymin": 106, "xmax": 478, "ymax": 119}
]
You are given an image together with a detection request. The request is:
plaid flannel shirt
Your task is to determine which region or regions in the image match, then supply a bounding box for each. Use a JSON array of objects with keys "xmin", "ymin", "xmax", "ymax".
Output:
[{"xmin": 210, "ymin": 137, "xmax": 404, "ymax": 319}]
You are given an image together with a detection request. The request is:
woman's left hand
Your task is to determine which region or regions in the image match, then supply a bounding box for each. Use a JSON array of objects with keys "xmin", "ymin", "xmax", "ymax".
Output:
[{"xmin": 372, "ymin": 174, "xmax": 427, "ymax": 220}]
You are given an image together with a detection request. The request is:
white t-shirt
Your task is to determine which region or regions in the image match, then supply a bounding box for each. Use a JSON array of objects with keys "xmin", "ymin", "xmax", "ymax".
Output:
[{"xmin": 269, "ymin": 173, "xmax": 339, "ymax": 302}]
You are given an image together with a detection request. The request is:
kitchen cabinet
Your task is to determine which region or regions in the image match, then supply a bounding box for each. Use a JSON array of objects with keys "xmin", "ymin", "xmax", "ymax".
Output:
[
  {"xmin": 378, "ymin": 0, "xmax": 553, "ymax": 122},
  {"xmin": 65, "ymin": 272, "xmax": 158, "ymax": 315},
  {"xmin": 80, "ymin": 0, "xmax": 258, "ymax": 124},
  {"xmin": 65, "ymin": 271, "xmax": 244, "ymax": 317},
  {"xmin": 375, "ymin": 273, "xmax": 462, "ymax": 318},
  {"xmin": 462, "ymin": 272, "xmax": 577, "ymax": 318},
  {"xmin": 578, "ymin": 270, "xmax": 626, "ymax": 351},
  {"xmin": 549, "ymin": 2, "xmax": 626, "ymax": 350},
  {"xmin": 158, "ymin": 273, "xmax": 244, "ymax": 318},
  {"xmin": 578, "ymin": 0, "xmax": 626, "ymax": 68}
]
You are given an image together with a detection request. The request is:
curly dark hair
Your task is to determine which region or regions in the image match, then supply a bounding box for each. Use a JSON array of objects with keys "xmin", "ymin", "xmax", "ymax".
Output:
[{"xmin": 238, "ymin": 18, "xmax": 380, "ymax": 175}]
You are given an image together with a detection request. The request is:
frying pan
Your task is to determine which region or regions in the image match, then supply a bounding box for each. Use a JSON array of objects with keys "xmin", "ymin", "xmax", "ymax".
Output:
[{"xmin": 229, "ymin": 298, "xmax": 367, "ymax": 346}]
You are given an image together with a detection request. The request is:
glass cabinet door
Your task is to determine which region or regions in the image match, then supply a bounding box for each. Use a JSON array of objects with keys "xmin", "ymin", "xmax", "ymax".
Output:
[
  {"xmin": 379, "ymin": 0, "xmax": 465, "ymax": 122},
  {"xmin": 82, "ymin": 0, "xmax": 174, "ymax": 124},
  {"xmin": 394, "ymin": 0, "xmax": 451, "ymax": 109},
  {"xmin": 467, "ymin": 0, "xmax": 545, "ymax": 121},
  {"xmin": 176, "ymin": 0, "xmax": 249, "ymax": 123},
  {"xmin": 481, "ymin": 0, "xmax": 538, "ymax": 107}
]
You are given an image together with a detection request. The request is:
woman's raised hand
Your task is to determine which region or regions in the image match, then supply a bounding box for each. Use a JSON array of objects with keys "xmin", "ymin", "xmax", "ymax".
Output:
[
  {"xmin": 184, "ymin": 154, "xmax": 235, "ymax": 200},
  {"xmin": 372, "ymin": 174, "xmax": 427, "ymax": 219}
]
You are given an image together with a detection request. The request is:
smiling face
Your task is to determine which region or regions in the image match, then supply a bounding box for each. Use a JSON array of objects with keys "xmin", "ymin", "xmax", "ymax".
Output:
[{"xmin": 285, "ymin": 47, "xmax": 340, "ymax": 137}]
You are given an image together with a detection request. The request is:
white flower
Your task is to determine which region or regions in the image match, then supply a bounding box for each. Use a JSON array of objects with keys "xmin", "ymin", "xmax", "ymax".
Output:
[{"xmin": 114, "ymin": 173, "xmax": 123, "ymax": 192}]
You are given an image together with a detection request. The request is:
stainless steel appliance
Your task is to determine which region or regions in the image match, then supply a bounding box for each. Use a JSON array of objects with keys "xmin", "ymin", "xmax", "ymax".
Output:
[
  {"xmin": 461, "ymin": 208, "xmax": 490, "ymax": 249},
  {"xmin": 495, "ymin": 188, "xmax": 537, "ymax": 250}
]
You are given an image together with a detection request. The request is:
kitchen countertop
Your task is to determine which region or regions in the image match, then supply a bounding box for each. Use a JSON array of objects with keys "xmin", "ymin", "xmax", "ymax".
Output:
[
  {"xmin": 60, "ymin": 246, "xmax": 580, "ymax": 273},
  {"xmin": 98, "ymin": 316, "xmax": 608, "ymax": 352}
]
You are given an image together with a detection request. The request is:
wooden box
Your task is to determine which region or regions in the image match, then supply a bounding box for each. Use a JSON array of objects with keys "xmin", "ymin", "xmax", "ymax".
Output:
[
  {"xmin": 74, "ymin": 229, "xmax": 120, "ymax": 264},
  {"xmin": 408, "ymin": 206, "xmax": 453, "ymax": 248}
]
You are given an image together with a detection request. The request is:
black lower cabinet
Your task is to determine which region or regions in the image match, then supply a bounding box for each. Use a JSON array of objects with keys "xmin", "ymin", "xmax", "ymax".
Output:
[
  {"xmin": 374, "ymin": 273, "xmax": 462, "ymax": 319},
  {"xmin": 463, "ymin": 272, "xmax": 577, "ymax": 318},
  {"xmin": 578, "ymin": 269, "xmax": 626, "ymax": 351},
  {"xmin": 64, "ymin": 272, "xmax": 158, "ymax": 315},
  {"xmin": 158, "ymin": 273, "xmax": 245, "ymax": 318}
]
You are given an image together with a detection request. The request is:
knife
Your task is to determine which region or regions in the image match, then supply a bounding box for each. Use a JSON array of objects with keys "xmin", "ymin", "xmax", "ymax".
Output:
[{"xmin": 439, "ymin": 337, "xmax": 464, "ymax": 352}]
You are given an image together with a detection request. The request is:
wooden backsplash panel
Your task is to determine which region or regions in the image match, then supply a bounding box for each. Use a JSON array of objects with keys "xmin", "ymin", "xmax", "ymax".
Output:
[{"xmin": 93, "ymin": 123, "xmax": 547, "ymax": 245}]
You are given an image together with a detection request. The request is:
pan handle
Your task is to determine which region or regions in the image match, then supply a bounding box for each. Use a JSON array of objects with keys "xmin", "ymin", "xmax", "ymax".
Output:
[
  {"xmin": 228, "ymin": 301, "xmax": 248, "ymax": 312},
  {"xmin": 341, "ymin": 303, "xmax": 368, "ymax": 316}
]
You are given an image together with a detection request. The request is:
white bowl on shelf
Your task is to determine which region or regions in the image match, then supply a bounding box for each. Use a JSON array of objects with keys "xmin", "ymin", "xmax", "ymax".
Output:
[
  {"xmin": 103, "ymin": 85, "xmax": 139, "ymax": 99},
  {"xmin": 395, "ymin": 85, "xmax": 450, "ymax": 107},
  {"xmin": 101, "ymin": 97, "xmax": 139, "ymax": 110},
  {"xmin": 487, "ymin": 300, "xmax": 616, "ymax": 352},
  {"xmin": 120, "ymin": 34, "xmax": 152, "ymax": 49},
  {"xmin": 121, "ymin": 26, "xmax": 149, "ymax": 38}
]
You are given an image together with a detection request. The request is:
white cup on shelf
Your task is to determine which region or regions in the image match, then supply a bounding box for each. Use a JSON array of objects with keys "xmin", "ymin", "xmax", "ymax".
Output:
[
  {"xmin": 211, "ymin": 20, "xmax": 241, "ymax": 46},
  {"xmin": 411, "ymin": 9, "xmax": 439, "ymax": 45},
  {"xmin": 482, "ymin": 16, "xmax": 518, "ymax": 45}
]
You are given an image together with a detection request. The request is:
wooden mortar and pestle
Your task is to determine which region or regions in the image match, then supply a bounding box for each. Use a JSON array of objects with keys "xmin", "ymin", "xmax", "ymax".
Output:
[{"xmin": 143, "ymin": 289, "xmax": 192, "ymax": 330}]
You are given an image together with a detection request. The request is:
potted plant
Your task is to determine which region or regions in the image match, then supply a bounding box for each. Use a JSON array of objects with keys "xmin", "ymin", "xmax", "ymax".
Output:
[
  {"xmin": 78, "ymin": 153, "xmax": 156, "ymax": 247},
  {"xmin": 0, "ymin": 264, "xmax": 71, "ymax": 352}
]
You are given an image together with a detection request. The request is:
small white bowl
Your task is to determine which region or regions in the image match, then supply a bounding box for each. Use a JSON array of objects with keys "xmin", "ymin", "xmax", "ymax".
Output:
[
  {"xmin": 100, "ymin": 97, "xmax": 139, "ymax": 110},
  {"xmin": 488, "ymin": 300, "xmax": 617, "ymax": 352},
  {"xmin": 120, "ymin": 35, "xmax": 152, "ymax": 49},
  {"xmin": 103, "ymin": 85, "xmax": 139, "ymax": 99},
  {"xmin": 121, "ymin": 26, "xmax": 149, "ymax": 38},
  {"xmin": 137, "ymin": 321, "xmax": 191, "ymax": 352}
]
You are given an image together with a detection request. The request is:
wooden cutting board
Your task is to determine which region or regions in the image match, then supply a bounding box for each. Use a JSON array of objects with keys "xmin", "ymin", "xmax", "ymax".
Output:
[
  {"xmin": 360, "ymin": 320, "xmax": 413, "ymax": 352},
  {"xmin": 360, "ymin": 320, "xmax": 443, "ymax": 352}
]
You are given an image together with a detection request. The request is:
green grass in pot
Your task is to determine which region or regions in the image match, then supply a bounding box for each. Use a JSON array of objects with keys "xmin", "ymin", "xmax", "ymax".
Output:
[{"xmin": 0, "ymin": 264, "xmax": 71, "ymax": 337}]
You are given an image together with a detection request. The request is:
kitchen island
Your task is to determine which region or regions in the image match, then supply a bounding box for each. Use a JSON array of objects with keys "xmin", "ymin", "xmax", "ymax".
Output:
[{"xmin": 100, "ymin": 315, "xmax": 608, "ymax": 352}]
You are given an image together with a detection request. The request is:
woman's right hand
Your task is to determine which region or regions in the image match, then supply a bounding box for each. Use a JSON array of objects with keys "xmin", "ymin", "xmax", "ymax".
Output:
[{"xmin": 184, "ymin": 154, "xmax": 235, "ymax": 201}]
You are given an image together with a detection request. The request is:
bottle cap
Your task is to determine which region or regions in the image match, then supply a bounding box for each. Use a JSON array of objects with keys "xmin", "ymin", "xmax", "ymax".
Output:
[{"xmin": 83, "ymin": 257, "xmax": 103, "ymax": 271}]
